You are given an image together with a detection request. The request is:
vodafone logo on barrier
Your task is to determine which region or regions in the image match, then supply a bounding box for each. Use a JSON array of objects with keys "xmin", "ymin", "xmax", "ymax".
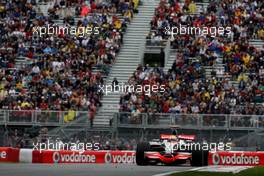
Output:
[
  {"xmin": 0, "ymin": 151, "xmax": 7, "ymax": 159},
  {"xmin": 52, "ymin": 152, "xmax": 96, "ymax": 163},
  {"xmin": 104, "ymin": 152, "xmax": 136, "ymax": 164},
  {"xmin": 0, "ymin": 147, "xmax": 137, "ymax": 164},
  {"xmin": 210, "ymin": 152, "xmax": 263, "ymax": 166},
  {"xmin": 0, "ymin": 147, "xmax": 19, "ymax": 162}
]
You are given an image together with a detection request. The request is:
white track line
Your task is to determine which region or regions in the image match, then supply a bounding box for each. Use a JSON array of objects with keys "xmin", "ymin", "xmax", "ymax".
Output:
[
  {"xmin": 190, "ymin": 166, "xmax": 253, "ymax": 174},
  {"xmin": 152, "ymin": 171, "xmax": 180, "ymax": 176}
]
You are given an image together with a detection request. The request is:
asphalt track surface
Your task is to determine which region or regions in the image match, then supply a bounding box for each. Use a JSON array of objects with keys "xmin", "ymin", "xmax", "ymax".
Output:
[{"xmin": 0, "ymin": 163, "xmax": 193, "ymax": 176}]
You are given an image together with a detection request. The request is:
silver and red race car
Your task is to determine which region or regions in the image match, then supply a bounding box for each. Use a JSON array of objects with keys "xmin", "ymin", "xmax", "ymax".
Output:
[{"xmin": 136, "ymin": 133, "xmax": 208, "ymax": 166}]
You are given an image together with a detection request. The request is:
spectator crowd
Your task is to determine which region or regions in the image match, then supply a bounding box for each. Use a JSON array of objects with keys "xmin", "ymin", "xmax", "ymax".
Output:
[
  {"xmin": 120, "ymin": 0, "xmax": 263, "ymax": 116},
  {"xmin": 0, "ymin": 0, "xmax": 138, "ymax": 114}
]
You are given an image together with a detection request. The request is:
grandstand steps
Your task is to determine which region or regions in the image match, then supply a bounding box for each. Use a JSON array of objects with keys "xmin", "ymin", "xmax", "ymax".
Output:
[
  {"xmin": 178, "ymin": 2, "xmax": 209, "ymax": 15},
  {"xmin": 113, "ymin": 62, "xmax": 139, "ymax": 65},
  {"xmin": 106, "ymin": 78, "xmax": 128, "ymax": 83},
  {"xmin": 124, "ymin": 35, "xmax": 147, "ymax": 39},
  {"xmin": 110, "ymin": 69, "xmax": 136, "ymax": 73},
  {"xmin": 203, "ymin": 55, "xmax": 225, "ymax": 79},
  {"xmin": 93, "ymin": 0, "xmax": 159, "ymax": 127},
  {"xmin": 204, "ymin": 67, "xmax": 213, "ymax": 78},
  {"xmin": 249, "ymin": 39, "xmax": 264, "ymax": 49},
  {"xmin": 123, "ymin": 38, "xmax": 146, "ymax": 42},
  {"xmin": 0, "ymin": 111, "xmax": 5, "ymax": 124},
  {"xmin": 38, "ymin": 1, "xmax": 54, "ymax": 16},
  {"xmin": 101, "ymin": 99, "xmax": 120, "ymax": 104},
  {"xmin": 15, "ymin": 57, "xmax": 33, "ymax": 69},
  {"xmin": 113, "ymin": 59, "xmax": 139, "ymax": 63},
  {"xmin": 229, "ymin": 80, "xmax": 239, "ymax": 89},
  {"xmin": 164, "ymin": 50, "xmax": 177, "ymax": 72},
  {"xmin": 115, "ymin": 57, "xmax": 139, "ymax": 62},
  {"xmin": 109, "ymin": 74, "xmax": 134, "ymax": 78},
  {"xmin": 130, "ymin": 21, "xmax": 153, "ymax": 25},
  {"xmin": 118, "ymin": 48, "xmax": 139, "ymax": 52},
  {"xmin": 115, "ymin": 54, "xmax": 139, "ymax": 58},
  {"xmin": 122, "ymin": 40, "xmax": 145, "ymax": 43}
]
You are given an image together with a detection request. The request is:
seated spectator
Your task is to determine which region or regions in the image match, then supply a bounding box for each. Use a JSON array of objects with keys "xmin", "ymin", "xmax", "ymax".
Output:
[{"xmin": 0, "ymin": 0, "xmax": 138, "ymax": 114}]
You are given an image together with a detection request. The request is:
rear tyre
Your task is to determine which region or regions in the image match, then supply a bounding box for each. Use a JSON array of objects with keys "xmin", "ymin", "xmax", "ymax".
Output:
[
  {"xmin": 191, "ymin": 150, "xmax": 209, "ymax": 167},
  {"xmin": 136, "ymin": 142, "xmax": 150, "ymax": 165}
]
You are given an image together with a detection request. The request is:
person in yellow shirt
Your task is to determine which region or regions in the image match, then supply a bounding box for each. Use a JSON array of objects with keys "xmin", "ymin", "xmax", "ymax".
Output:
[
  {"xmin": 114, "ymin": 18, "xmax": 122, "ymax": 29},
  {"xmin": 242, "ymin": 53, "xmax": 251, "ymax": 67},
  {"xmin": 257, "ymin": 29, "xmax": 264, "ymax": 39},
  {"xmin": 202, "ymin": 91, "xmax": 211, "ymax": 102},
  {"xmin": 132, "ymin": 0, "xmax": 139, "ymax": 10},
  {"xmin": 0, "ymin": 83, "xmax": 4, "ymax": 90},
  {"xmin": 0, "ymin": 88, "xmax": 7, "ymax": 101},
  {"xmin": 16, "ymin": 82, "xmax": 23, "ymax": 90},
  {"xmin": 237, "ymin": 73, "xmax": 248, "ymax": 83},
  {"xmin": 0, "ymin": 3, "xmax": 5, "ymax": 14},
  {"xmin": 89, "ymin": 53, "xmax": 96, "ymax": 65},
  {"xmin": 225, "ymin": 44, "xmax": 232, "ymax": 54},
  {"xmin": 124, "ymin": 10, "xmax": 132, "ymax": 22},
  {"xmin": 188, "ymin": 1, "xmax": 197, "ymax": 14},
  {"xmin": 64, "ymin": 110, "xmax": 76, "ymax": 122},
  {"xmin": 169, "ymin": 80, "xmax": 176, "ymax": 89},
  {"xmin": 21, "ymin": 101, "xmax": 31, "ymax": 108},
  {"xmin": 235, "ymin": 8, "xmax": 241, "ymax": 17}
]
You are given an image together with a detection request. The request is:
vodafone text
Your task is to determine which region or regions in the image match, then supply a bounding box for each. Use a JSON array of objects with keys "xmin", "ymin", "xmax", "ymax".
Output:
[
  {"xmin": 53, "ymin": 152, "xmax": 96, "ymax": 163},
  {"xmin": 0, "ymin": 151, "xmax": 6, "ymax": 159},
  {"xmin": 52, "ymin": 152, "xmax": 136, "ymax": 163},
  {"xmin": 104, "ymin": 152, "xmax": 136, "ymax": 164},
  {"xmin": 212, "ymin": 153, "xmax": 260, "ymax": 165}
]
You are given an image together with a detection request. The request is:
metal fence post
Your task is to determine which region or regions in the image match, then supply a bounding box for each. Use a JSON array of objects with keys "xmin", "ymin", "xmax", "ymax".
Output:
[
  {"xmin": 114, "ymin": 113, "xmax": 118, "ymax": 129},
  {"xmin": 143, "ymin": 113, "xmax": 147, "ymax": 128},
  {"xmin": 255, "ymin": 115, "xmax": 258, "ymax": 129},
  {"xmin": 199, "ymin": 114, "xmax": 203, "ymax": 129},
  {"xmin": 31, "ymin": 110, "xmax": 34, "ymax": 124}
]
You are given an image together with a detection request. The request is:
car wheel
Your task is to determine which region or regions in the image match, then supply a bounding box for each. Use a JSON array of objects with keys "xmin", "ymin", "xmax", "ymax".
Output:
[
  {"xmin": 191, "ymin": 150, "xmax": 209, "ymax": 167},
  {"xmin": 136, "ymin": 142, "xmax": 150, "ymax": 165}
]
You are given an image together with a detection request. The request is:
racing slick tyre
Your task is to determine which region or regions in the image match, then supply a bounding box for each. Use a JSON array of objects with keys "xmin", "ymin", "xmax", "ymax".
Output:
[
  {"xmin": 136, "ymin": 142, "xmax": 150, "ymax": 165},
  {"xmin": 191, "ymin": 150, "xmax": 209, "ymax": 166}
]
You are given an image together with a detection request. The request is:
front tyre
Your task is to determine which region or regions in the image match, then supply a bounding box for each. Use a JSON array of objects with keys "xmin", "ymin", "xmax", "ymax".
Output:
[
  {"xmin": 191, "ymin": 150, "xmax": 209, "ymax": 166},
  {"xmin": 136, "ymin": 142, "xmax": 150, "ymax": 165}
]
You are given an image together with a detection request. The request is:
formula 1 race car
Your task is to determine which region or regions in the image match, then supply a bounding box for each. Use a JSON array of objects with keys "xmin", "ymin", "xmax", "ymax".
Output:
[{"xmin": 136, "ymin": 133, "xmax": 208, "ymax": 166}]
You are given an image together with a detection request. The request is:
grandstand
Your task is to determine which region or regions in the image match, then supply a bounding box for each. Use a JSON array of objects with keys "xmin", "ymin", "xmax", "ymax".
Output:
[{"xmin": 0, "ymin": 0, "xmax": 263, "ymax": 151}]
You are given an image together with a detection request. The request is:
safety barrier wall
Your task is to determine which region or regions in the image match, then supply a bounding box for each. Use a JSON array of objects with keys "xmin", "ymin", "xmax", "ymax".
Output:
[
  {"xmin": 2, "ymin": 147, "xmax": 264, "ymax": 166},
  {"xmin": 0, "ymin": 147, "xmax": 19, "ymax": 162},
  {"xmin": 0, "ymin": 147, "xmax": 135, "ymax": 164}
]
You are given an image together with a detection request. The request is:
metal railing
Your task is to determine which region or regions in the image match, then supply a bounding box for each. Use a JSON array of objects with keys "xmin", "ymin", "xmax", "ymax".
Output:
[
  {"xmin": 139, "ymin": 37, "xmax": 147, "ymax": 65},
  {"xmin": 164, "ymin": 40, "xmax": 171, "ymax": 66},
  {"xmin": 1, "ymin": 110, "xmax": 264, "ymax": 131},
  {"xmin": 114, "ymin": 112, "xmax": 264, "ymax": 130},
  {"xmin": 145, "ymin": 39, "xmax": 167, "ymax": 47},
  {"xmin": 0, "ymin": 110, "xmax": 89, "ymax": 126}
]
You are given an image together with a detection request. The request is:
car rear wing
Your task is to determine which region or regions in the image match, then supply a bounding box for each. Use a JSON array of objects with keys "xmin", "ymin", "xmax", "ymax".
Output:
[
  {"xmin": 160, "ymin": 134, "xmax": 177, "ymax": 140},
  {"xmin": 177, "ymin": 135, "xmax": 196, "ymax": 141},
  {"xmin": 160, "ymin": 134, "xmax": 196, "ymax": 141}
]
